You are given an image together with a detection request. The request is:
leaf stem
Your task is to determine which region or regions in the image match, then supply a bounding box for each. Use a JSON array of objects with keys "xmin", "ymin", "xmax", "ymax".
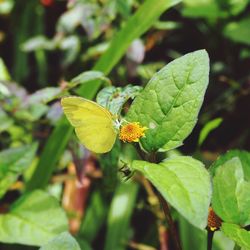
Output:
[
  {"xmin": 157, "ymin": 192, "xmax": 182, "ymax": 250},
  {"xmin": 145, "ymin": 152, "xmax": 181, "ymax": 250}
]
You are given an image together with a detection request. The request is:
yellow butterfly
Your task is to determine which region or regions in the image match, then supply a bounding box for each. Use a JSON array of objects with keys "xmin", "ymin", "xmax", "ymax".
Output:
[{"xmin": 61, "ymin": 96, "xmax": 117, "ymax": 153}]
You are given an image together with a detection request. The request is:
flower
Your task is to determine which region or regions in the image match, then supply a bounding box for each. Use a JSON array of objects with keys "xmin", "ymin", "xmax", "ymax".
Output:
[
  {"xmin": 119, "ymin": 122, "xmax": 147, "ymax": 143},
  {"xmin": 207, "ymin": 207, "xmax": 222, "ymax": 231}
]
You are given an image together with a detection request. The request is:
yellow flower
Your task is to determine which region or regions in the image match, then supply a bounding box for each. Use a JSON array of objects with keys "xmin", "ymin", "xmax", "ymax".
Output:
[{"xmin": 119, "ymin": 122, "xmax": 147, "ymax": 143}]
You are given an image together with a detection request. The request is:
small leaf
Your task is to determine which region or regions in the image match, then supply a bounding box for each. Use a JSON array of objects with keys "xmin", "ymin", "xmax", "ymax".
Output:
[
  {"xmin": 224, "ymin": 17, "xmax": 250, "ymax": 46},
  {"xmin": 40, "ymin": 232, "xmax": 81, "ymax": 250},
  {"xmin": 0, "ymin": 57, "xmax": 11, "ymax": 81},
  {"xmin": 221, "ymin": 223, "xmax": 250, "ymax": 250},
  {"xmin": 0, "ymin": 108, "xmax": 13, "ymax": 132},
  {"xmin": 127, "ymin": 50, "xmax": 209, "ymax": 152},
  {"xmin": 210, "ymin": 150, "xmax": 250, "ymax": 181},
  {"xmin": 212, "ymin": 157, "xmax": 250, "ymax": 225},
  {"xmin": 21, "ymin": 36, "xmax": 55, "ymax": 52},
  {"xmin": 97, "ymin": 85, "xmax": 142, "ymax": 115},
  {"xmin": 182, "ymin": 0, "xmax": 222, "ymax": 19},
  {"xmin": 70, "ymin": 70, "xmax": 110, "ymax": 89},
  {"xmin": 25, "ymin": 87, "xmax": 62, "ymax": 105},
  {"xmin": 132, "ymin": 156, "xmax": 211, "ymax": 229},
  {"xmin": 0, "ymin": 190, "xmax": 68, "ymax": 246},
  {"xmin": 0, "ymin": 143, "xmax": 38, "ymax": 198},
  {"xmin": 198, "ymin": 117, "xmax": 223, "ymax": 146}
]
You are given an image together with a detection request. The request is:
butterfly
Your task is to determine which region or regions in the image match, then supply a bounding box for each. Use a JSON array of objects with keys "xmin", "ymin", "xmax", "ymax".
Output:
[{"xmin": 61, "ymin": 96, "xmax": 117, "ymax": 153}]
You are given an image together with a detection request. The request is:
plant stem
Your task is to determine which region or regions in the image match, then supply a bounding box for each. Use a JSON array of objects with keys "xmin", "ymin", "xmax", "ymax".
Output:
[
  {"xmin": 145, "ymin": 152, "xmax": 181, "ymax": 250},
  {"xmin": 157, "ymin": 192, "xmax": 182, "ymax": 250},
  {"xmin": 207, "ymin": 230, "xmax": 214, "ymax": 250}
]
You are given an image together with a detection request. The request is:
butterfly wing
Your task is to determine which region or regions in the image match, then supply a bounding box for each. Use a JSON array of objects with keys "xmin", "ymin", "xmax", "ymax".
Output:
[{"xmin": 61, "ymin": 96, "xmax": 116, "ymax": 153}]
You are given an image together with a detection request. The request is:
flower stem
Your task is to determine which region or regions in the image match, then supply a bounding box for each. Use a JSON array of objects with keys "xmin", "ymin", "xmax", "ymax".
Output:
[{"xmin": 207, "ymin": 230, "xmax": 214, "ymax": 250}]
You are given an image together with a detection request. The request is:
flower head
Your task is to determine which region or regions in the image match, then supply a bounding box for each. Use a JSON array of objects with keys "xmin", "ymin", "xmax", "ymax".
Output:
[
  {"xmin": 119, "ymin": 122, "xmax": 147, "ymax": 143},
  {"xmin": 207, "ymin": 207, "xmax": 222, "ymax": 231}
]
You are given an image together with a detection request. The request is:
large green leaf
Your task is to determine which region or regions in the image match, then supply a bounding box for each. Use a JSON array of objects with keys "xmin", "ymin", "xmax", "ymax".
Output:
[
  {"xmin": 132, "ymin": 156, "xmax": 211, "ymax": 229},
  {"xmin": 27, "ymin": 0, "xmax": 182, "ymax": 190},
  {"xmin": 210, "ymin": 150, "xmax": 250, "ymax": 181},
  {"xmin": 40, "ymin": 232, "xmax": 81, "ymax": 250},
  {"xmin": 221, "ymin": 223, "xmax": 250, "ymax": 250},
  {"xmin": 0, "ymin": 190, "xmax": 68, "ymax": 246},
  {"xmin": 127, "ymin": 50, "xmax": 209, "ymax": 152},
  {"xmin": 104, "ymin": 182, "xmax": 139, "ymax": 250},
  {"xmin": 212, "ymin": 157, "xmax": 250, "ymax": 226},
  {"xmin": 0, "ymin": 143, "xmax": 37, "ymax": 198}
]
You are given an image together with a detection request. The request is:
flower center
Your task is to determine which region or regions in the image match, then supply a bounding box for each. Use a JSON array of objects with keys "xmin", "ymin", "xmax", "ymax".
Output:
[{"xmin": 119, "ymin": 122, "xmax": 147, "ymax": 143}]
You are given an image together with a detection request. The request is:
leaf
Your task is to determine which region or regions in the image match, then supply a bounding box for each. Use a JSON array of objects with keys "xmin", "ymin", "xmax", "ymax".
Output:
[
  {"xmin": 127, "ymin": 50, "xmax": 209, "ymax": 152},
  {"xmin": 221, "ymin": 223, "xmax": 250, "ymax": 250},
  {"xmin": 0, "ymin": 190, "xmax": 68, "ymax": 246},
  {"xmin": 224, "ymin": 17, "xmax": 250, "ymax": 46},
  {"xmin": 212, "ymin": 157, "xmax": 250, "ymax": 225},
  {"xmin": 70, "ymin": 70, "xmax": 110, "ymax": 89},
  {"xmin": 0, "ymin": 108, "xmax": 13, "ymax": 132},
  {"xmin": 198, "ymin": 117, "xmax": 223, "ymax": 146},
  {"xmin": 28, "ymin": 0, "xmax": 182, "ymax": 190},
  {"xmin": 25, "ymin": 87, "xmax": 62, "ymax": 105},
  {"xmin": 78, "ymin": 190, "xmax": 108, "ymax": 243},
  {"xmin": 0, "ymin": 58, "xmax": 11, "ymax": 81},
  {"xmin": 0, "ymin": 143, "xmax": 38, "ymax": 198},
  {"xmin": 182, "ymin": 0, "xmax": 222, "ymax": 19},
  {"xmin": 21, "ymin": 36, "xmax": 55, "ymax": 52},
  {"xmin": 40, "ymin": 232, "xmax": 81, "ymax": 250},
  {"xmin": 104, "ymin": 182, "xmax": 139, "ymax": 250},
  {"xmin": 96, "ymin": 85, "xmax": 142, "ymax": 115},
  {"xmin": 210, "ymin": 150, "xmax": 250, "ymax": 181},
  {"xmin": 132, "ymin": 156, "xmax": 211, "ymax": 229},
  {"xmin": 228, "ymin": 0, "xmax": 248, "ymax": 15},
  {"xmin": 60, "ymin": 36, "xmax": 81, "ymax": 67}
]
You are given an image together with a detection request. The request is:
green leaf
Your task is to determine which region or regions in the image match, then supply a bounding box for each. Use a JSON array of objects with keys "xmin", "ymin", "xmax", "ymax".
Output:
[
  {"xmin": 224, "ymin": 17, "xmax": 250, "ymax": 46},
  {"xmin": 28, "ymin": 0, "xmax": 182, "ymax": 190},
  {"xmin": 227, "ymin": 0, "xmax": 248, "ymax": 15},
  {"xmin": 40, "ymin": 232, "xmax": 81, "ymax": 250},
  {"xmin": 0, "ymin": 109, "xmax": 13, "ymax": 132},
  {"xmin": 70, "ymin": 71, "xmax": 111, "ymax": 89},
  {"xmin": 104, "ymin": 182, "xmax": 139, "ymax": 250},
  {"xmin": 0, "ymin": 143, "xmax": 38, "ymax": 198},
  {"xmin": 96, "ymin": 85, "xmax": 142, "ymax": 115},
  {"xmin": 132, "ymin": 156, "xmax": 211, "ymax": 229},
  {"xmin": 198, "ymin": 118, "xmax": 223, "ymax": 146},
  {"xmin": 0, "ymin": 190, "xmax": 68, "ymax": 246},
  {"xmin": 182, "ymin": 0, "xmax": 222, "ymax": 19},
  {"xmin": 0, "ymin": 57, "xmax": 11, "ymax": 81},
  {"xmin": 78, "ymin": 190, "xmax": 108, "ymax": 243},
  {"xmin": 21, "ymin": 36, "xmax": 55, "ymax": 52},
  {"xmin": 26, "ymin": 87, "xmax": 62, "ymax": 105},
  {"xmin": 210, "ymin": 150, "xmax": 250, "ymax": 181},
  {"xmin": 127, "ymin": 50, "xmax": 209, "ymax": 152},
  {"xmin": 212, "ymin": 157, "xmax": 250, "ymax": 225},
  {"xmin": 221, "ymin": 223, "xmax": 250, "ymax": 250}
]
